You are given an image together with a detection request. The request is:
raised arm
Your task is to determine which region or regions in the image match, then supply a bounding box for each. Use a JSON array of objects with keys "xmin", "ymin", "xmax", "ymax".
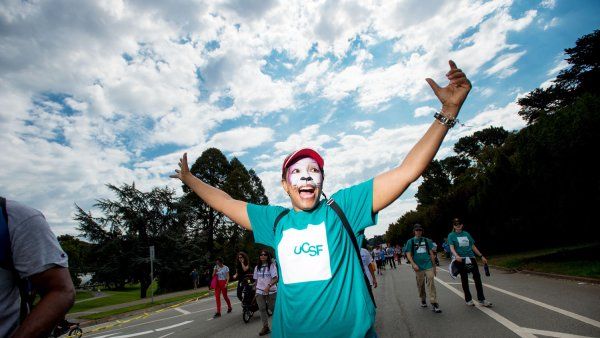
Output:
[
  {"xmin": 373, "ymin": 60, "xmax": 471, "ymax": 212},
  {"xmin": 171, "ymin": 153, "xmax": 251, "ymax": 230}
]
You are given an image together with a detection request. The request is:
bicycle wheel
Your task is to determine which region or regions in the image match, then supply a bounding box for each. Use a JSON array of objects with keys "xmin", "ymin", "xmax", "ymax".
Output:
[
  {"xmin": 68, "ymin": 327, "xmax": 83, "ymax": 337},
  {"xmin": 243, "ymin": 310, "xmax": 252, "ymax": 323}
]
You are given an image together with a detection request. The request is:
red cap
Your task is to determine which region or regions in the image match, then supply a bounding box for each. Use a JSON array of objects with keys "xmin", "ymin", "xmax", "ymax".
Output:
[{"xmin": 281, "ymin": 148, "xmax": 324, "ymax": 179}]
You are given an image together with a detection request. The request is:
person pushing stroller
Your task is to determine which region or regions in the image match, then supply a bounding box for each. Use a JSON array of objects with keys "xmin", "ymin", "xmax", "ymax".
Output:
[{"xmin": 253, "ymin": 249, "xmax": 278, "ymax": 336}]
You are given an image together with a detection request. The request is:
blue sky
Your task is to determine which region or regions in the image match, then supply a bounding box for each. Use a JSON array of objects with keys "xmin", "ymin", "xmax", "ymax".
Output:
[{"xmin": 0, "ymin": 0, "xmax": 598, "ymax": 238}]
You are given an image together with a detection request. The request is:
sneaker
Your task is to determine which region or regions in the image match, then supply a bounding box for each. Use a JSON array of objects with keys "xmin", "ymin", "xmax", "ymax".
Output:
[
  {"xmin": 420, "ymin": 300, "xmax": 427, "ymax": 308},
  {"xmin": 227, "ymin": 307, "xmax": 232, "ymax": 313},
  {"xmin": 466, "ymin": 300, "xmax": 475, "ymax": 306},
  {"xmin": 432, "ymin": 303, "xmax": 442, "ymax": 313},
  {"xmin": 478, "ymin": 300, "xmax": 493, "ymax": 307},
  {"xmin": 259, "ymin": 326, "xmax": 271, "ymax": 336},
  {"xmin": 213, "ymin": 312, "xmax": 221, "ymax": 318}
]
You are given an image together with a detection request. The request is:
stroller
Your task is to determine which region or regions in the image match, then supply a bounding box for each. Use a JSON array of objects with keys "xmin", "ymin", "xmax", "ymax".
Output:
[
  {"xmin": 240, "ymin": 276, "xmax": 259, "ymax": 323},
  {"xmin": 50, "ymin": 319, "xmax": 82, "ymax": 337}
]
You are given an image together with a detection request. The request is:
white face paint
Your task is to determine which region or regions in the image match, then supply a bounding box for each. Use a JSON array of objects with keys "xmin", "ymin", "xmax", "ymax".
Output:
[{"xmin": 286, "ymin": 157, "xmax": 323, "ymax": 188}]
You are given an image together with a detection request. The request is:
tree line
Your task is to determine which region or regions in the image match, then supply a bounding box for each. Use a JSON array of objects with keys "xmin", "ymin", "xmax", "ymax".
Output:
[
  {"xmin": 385, "ymin": 30, "xmax": 600, "ymax": 253},
  {"xmin": 60, "ymin": 148, "xmax": 269, "ymax": 298}
]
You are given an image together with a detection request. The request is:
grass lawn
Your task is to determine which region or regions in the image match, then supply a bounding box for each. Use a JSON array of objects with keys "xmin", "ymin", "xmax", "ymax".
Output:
[
  {"xmin": 74, "ymin": 290, "xmax": 95, "ymax": 302},
  {"xmin": 491, "ymin": 243, "xmax": 600, "ymax": 279},
  {"xmin": 79, "ymin": 290, "xmax": 210, "ymax": 320},
  {"xmin": 70, "ymin": 281, "xmax": 159, "ymax": 313}
]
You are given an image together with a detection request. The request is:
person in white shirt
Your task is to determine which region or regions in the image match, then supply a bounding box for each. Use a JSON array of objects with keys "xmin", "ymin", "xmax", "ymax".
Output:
[{"xmin": 254, "ymin": 250, "xmax": 278, "ymax": 336}]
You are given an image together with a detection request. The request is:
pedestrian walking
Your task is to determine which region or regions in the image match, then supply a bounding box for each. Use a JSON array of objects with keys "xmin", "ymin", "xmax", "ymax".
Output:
[
  {"xmin": 212, "ymin": 258, "xmax": 232, "ymax": 318},
  {"xmin": 360, "ymin": 242, "xmax": 377, "ymax": 301},
  {"xmin": 394, "ymin": 244, "xmax": 402, "ymax": 265},
  {"xmin": 404, "ymin": 224, "xmax": 442, "ymax": 313},
  {"xmin": 448, "ymin": 218, "xmax": 492, "ymax": 307},
  {"xmin": 386, "ymin": 245, "xmax": 396, "ymax": 269},
  {"xmin": 190, "ymin": 268, "xmax": 199, "ymax": 289},
  {"xmin": 373, "ymin": 246, "xmax": 383, "ymax": 275},
  {"xmin": 171, "ymin": 60, "xmax": 472, "ymax": 337},
  {"xmin": 233, "ymin": 252, "xmax": 253, "ymax": 302},
  {"xmin": 254, "ymin": 250, "xmax": 278, "ymax": 336}
]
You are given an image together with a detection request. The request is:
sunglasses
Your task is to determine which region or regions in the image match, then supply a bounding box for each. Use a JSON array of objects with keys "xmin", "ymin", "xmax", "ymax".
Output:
[{"xmin": 260, "ymin": 253, "xmax": 268, "ymax": 256}]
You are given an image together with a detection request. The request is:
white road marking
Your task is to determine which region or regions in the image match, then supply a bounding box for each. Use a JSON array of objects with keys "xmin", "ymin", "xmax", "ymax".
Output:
[
  {"xmin": 109, "ymin": 321, "xmax": 193, "ymax": 337},
  {"xmin": 173, "ymin": 307, "xmax": 191, "ymax": 315},
  {"xmin": 111, "ymin": 330, "xmax": 154, "ymax": 337},
  {"xmin": 435, "ymin": 277, "xmax": 536, "ymax": 338},
  {"xmin": 89, "ymin": 334, "xmax": 120, "ymax": 338},
  {"xmin": 438, "ymin": 267, "xmax": 600, "ymax": 329},
  {"xmin": 86, "ymin": 300, "xmax": 241, "ymax": 337},
  {"xmin": 520, "ymin": 327, "xmax": 596, "ymax": 338},
  {"xmin": 157, "ymin": 333, "xmax": 174, "ymax": 338},
  {"xmin": 155, "ymin": 321, "xmax": 193, "ymax": 331},
  {"xmin": 483, "ymin": 283, "xmax": 600, "ymax": 329}
]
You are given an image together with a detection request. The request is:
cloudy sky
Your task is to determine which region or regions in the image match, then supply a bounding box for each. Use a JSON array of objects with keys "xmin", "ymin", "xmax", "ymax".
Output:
[{"xmin": 1, "ymin": 0, "xmax": 598, "ymax": 239}]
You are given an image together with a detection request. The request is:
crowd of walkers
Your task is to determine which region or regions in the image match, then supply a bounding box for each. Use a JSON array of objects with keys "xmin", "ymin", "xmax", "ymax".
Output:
[{"xmin": 198, "ymin": 216, "xmax": 492, "ymax": 336}]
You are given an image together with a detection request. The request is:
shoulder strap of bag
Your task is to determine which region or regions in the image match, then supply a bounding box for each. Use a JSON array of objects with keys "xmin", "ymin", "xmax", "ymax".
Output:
[
  {"xmin": 272, "ymin": 209, "xmax": 290, "ymax": 235},
  {"xmin": 326, "ymin": 198, "xmax": 376, "ymax": 308},
  {"xmin": 0, "ymin": 197, "xmax": 12, "ymax": 270}
]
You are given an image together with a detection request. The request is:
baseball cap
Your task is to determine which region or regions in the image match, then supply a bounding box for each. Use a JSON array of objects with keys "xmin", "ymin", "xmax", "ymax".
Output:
[
  {"xmin": 413, "ymin": 223, "xmax": 423, "ymax": 231},
  {"xmin": 281, "ymin": 148, "xmax": 324, "ymax": 179}
]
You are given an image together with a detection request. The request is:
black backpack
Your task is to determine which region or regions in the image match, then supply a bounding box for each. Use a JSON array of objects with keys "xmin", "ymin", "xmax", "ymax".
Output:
[
  {"xmin": 272, "ymin": 197, "xmax": 376, "ymax": 307},
  {"xmin": 0, "ymin": 197, "xmax": 35, "ymax": 323}
]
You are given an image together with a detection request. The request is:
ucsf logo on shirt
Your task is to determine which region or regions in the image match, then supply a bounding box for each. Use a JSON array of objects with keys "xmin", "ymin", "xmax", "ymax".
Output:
[
  {"xmin": 278, "ymin": 222, "xmax": 331, "ymax": 284},
  {"xmin": 457, "ymin": 236, "xmax": 470, "ymax": 247}
]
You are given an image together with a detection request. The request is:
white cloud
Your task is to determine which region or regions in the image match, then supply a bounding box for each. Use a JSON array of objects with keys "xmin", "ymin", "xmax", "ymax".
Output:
[
  {"xmin": 208, "ymin": 126, "xmax": 274, "ymax": 152},
  {"xmin": 540, "ymin": 0, "xmax": 557, "ymax": 9},
  {"xmin": 543, "ymin": 17, "xmax": 559, "ymax": 30},
  {"xmin": 485, "ymin": 51, "xmax": 527, "ymax": 78},
  {"xmin": 0, "ymin": 0, "xmax": 565, "ymax": 237},
  {"xmin": 353, "ymin": 120, "xmax": 374, "ymax": 132},
  {"xmin": 414, "ymin": 106, "xmax": 437, "ymax": 118}
]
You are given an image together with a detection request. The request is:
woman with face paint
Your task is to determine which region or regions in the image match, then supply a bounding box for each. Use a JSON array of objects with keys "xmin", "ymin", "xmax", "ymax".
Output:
[{"xmin": 172, "ymin": 60, "xmax": 472, "ymax": 338}]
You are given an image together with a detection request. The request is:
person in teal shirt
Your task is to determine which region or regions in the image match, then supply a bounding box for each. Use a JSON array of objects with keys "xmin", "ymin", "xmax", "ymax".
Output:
[
  {"xmin": 403, "ymin": 224, "xmax": 441, "ymax": 313},
  {"xmin": 171, "ymin": 61, "xmax": 472, "ymax": 337},
  {"xmin": 448, "ymin": 218, "xmax": 492, "ymax": 307}
]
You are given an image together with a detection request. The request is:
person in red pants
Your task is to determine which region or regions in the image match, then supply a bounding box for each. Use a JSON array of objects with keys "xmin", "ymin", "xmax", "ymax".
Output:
[{"xmin": 212, "ymin": 257, "xmax": 232, "ymax": 318}]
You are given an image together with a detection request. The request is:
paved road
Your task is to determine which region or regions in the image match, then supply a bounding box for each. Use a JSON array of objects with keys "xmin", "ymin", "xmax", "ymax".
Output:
[{"xmin": 82, "ymin": 262, "xmax": 600, "ymax": 337}]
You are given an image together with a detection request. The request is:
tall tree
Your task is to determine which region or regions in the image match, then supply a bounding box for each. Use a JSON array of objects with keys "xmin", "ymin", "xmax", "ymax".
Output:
[
  {"xmin": 518, "ymin": 30, "xmax": 600, "ymax": 124},
  {"xmin": 75, "ymin": 183, "xmax": 180, "ymax": 298}
]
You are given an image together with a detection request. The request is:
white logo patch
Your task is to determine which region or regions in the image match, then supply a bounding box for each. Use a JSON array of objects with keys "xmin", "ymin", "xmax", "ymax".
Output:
[
  {"xmin": 277, "ymin": 222, "xmax": 331, "ymax": 284},
  {"xmin": 457, "ymin": 236, "xmax": 470, "ymax": 247}
]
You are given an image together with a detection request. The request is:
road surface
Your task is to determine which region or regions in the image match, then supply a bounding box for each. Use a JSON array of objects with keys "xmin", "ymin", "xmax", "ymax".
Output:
[{"xmin": 82, "ymin": 262, "xmax": 600, "ymax": 337}]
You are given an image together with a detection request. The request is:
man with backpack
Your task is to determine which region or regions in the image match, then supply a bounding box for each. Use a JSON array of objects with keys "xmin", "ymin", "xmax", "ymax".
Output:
[
  {"xmin": 404, "ymin": 224, "xmax": 442, "ymax": 313},
  {"xmin": 0, "ymin": 197, "xmax": 75, "ymax": 338}
]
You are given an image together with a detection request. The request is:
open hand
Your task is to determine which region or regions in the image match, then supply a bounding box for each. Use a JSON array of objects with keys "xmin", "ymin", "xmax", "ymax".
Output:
[
  {"xmin": 426, "ymin": 60, "xmax": 471, "ymax": 116},
  {"xmin": 170, "ymin": 153, "xmax": 190, "ymax": 181}
]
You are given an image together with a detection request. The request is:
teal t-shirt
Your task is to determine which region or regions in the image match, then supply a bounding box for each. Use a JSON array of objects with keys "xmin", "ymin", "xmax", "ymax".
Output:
[
  {"xmin": 247, "ymin": 179, "xmax": 378, "ymax": 338},
  {"xmin": 448, "ymin": 230, "xmax": 475, "ymax": 258},
  {"xmin": 403, "ymin": 236, "xmax": 434, "ymax": 270}
]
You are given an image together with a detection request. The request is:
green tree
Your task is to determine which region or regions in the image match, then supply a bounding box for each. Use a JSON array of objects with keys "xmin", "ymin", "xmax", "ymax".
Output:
[
  {"xmin": 57, "ymin": 234, "xmax": 92, "ymax": 288},
  {"xmin": 518, "ymin": 30, "xmax": 600, "ymax": 124},
  {"xmin": 75, "ymin": 183, "xmax": 180, "ymax": 297}
]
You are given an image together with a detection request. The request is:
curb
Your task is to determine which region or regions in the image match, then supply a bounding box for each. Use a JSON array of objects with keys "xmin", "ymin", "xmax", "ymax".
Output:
[
  {"xmin": 514, "ymin": 269, "xmax": 600, "ymax": 284},
  {"xmin": 486, "ymin": 263, "xmax": 600, "ymax": 284},
  {"xmin": 75, "ymin": 283, "xmax": 238, "ymax": 331}
]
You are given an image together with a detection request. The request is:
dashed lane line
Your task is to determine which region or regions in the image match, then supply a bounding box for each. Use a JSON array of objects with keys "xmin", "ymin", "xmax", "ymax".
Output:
[
  {"xmin": 434, "ymin": 276, "xmax": 536, "ymax": 338},
  {"xmin": 438, "ymin": 267, "xmax": 600, "ymax": 329},
  {"xmin": 520, "ymin": 328, "xmax": 596, "ymax": 338}
]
